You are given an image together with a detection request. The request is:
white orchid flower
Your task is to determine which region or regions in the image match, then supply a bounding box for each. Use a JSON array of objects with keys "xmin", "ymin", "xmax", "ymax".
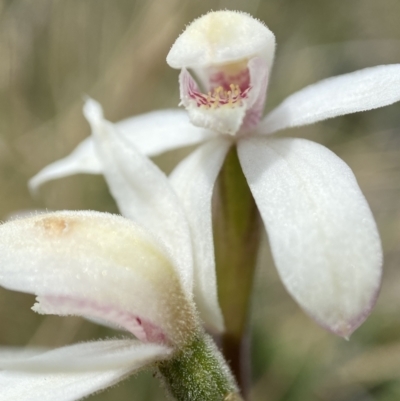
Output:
[
  {"xmin": 0, "ymin": 102, "xmax": 239, "ymax": 401},
  {"xmin": 30, "ymin": 10, "xmax": 400, "ymax": 338}
]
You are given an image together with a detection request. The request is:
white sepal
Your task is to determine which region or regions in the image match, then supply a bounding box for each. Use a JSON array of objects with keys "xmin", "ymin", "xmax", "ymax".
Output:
[
  {"xmin": 0, "ymin": 339, "xmax": 171, "ymax": 373},
  {"xmin": 29, "ymin": 107, "xmax": 212, "ymax": 192},
  {"xmin": 170, "ymin": 137, "xmax": 232, "ymax": 332},
  {"xmin": 238, "ymin": 137, "xmax": 382, "ymax": 337},
  {"xmin": 84, "ymin": 99, "xmax": 194, "ymax": 297},
  {"xmin": 28, "ymin": 138, "xmax": 100, "ymax": 193},
  {"xmin": 117, "ymin": 109, "xmax": 214, "ymax": 154},
  {"xmin": 260, "ymin": 64, "xmax": 400, "ymax": 134},
  {"xmin": 0, "ymin": 211, "xmax": 196, "ymax": 345},
  {"xmin": 0, "ymin": 340, "xmax": 170, "ymax": 401}
]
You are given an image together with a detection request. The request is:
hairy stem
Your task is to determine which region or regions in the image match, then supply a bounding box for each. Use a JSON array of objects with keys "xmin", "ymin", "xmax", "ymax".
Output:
[
  {"xmin": 213, "ymin": 146, "xmax": 262, "ymax": 395},
  {"xmin": 158, "ymin": 331, "xmax": 243, "ymax": 401}
]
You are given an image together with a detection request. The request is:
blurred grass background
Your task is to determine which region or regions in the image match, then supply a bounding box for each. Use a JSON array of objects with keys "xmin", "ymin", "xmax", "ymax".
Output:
[{"xmin": 0, "ymin": 0, "xmax": 400, "ymax": 400}]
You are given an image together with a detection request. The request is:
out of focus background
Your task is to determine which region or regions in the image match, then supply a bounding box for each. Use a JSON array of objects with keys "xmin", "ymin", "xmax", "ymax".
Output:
[{"xmin": 0, "ymin": 0, "xmax": 400, "ymax": 400}]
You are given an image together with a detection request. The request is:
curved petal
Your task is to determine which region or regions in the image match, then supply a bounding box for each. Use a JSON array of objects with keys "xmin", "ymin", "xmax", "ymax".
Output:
[
  {"xmin": 0, "ymin": 340, "xmax": 170, "ymax": 401},
  {"xmin": 117, "ymin": 109, "xmax": 214, "ymax": 155},
  {"xmin": 28, "ymin": 138, "xmax": 100, "ymax": 193},
  {"xmin": 29, "ymin": 107, "xmax": 212, "ymax": 192},
  {"xmin": 260, "ymin": 64, "xmax": 400, "ymax": 134},
  {"xmin": 0, "ymin": 369, "xmax": 130, "ymax": 401},
  {"xmin": 238, "ymin": 137, "xmax": 382, "ymax": 337},
  {"xmin": 0, "ymin": 211, "xmax": 196, "ymax": 346},
  {"xmin": 0, "ymin": 339, "xmax": 171, "ymax": 372},
  {"xmin": 84, "ymin": 100, "xmax": 194, "ymax": 296},
  {"xmin": 169, "ymin": 137, "xmax": 231, "ymax": 332}
]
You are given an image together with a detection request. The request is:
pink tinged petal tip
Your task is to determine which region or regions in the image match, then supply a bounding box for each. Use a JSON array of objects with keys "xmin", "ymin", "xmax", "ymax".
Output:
[
  {"xmin": 34, "ymin": 295, "xmax": 166, "ymax": 344},
  {"xmin": 238, "ymin": 137, "xmax": 382, "ymax": 338},
  {"xmin": 0, "ymin": 211, "xmax": 198, "ymax": 347}
]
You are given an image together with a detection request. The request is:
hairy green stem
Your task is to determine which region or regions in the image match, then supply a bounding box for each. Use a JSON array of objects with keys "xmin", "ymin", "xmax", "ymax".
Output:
[
  {"xmin": 213, "ymin": 146, "xmax": 262, "ymax": 394},
  {"xmin": 158, "ymin": 332, "xmax": 243, "ymax": 401}
]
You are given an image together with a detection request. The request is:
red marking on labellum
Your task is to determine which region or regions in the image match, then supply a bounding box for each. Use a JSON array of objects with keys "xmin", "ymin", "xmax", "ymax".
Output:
[
  {"xmin": 209, "ymin": 68, "xmax": 250, "ymax": 92},
  {"xmin": 182, "ymin": 69, "xmax": 250, "ymax": 109}
]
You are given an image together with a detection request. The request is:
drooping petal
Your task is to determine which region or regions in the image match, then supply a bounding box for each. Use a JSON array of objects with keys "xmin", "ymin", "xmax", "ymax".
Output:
[
  {"xmin": 29, "ymin": 108, "xmax": 212, "ymax": 192},
  {"xmin": 0, "ymin": 340, "xmax": 170, "ymax": 401},
  {"xmin": 0, "ymin": 339, "xmax": 171, "ymax": 372},
  {"xmin": 0, "ymin": 211, "xmax": 197, "ymax": 346},
  {"xmin": 238, "ymin": 137, "xmax": 382, "ymax": 337},
  {"xmin": 169, "ymin": 137, "xmax": 232, "ymax": 332},
  {"xmin": 167, "ymin": 10, "xmax": 275, "ymax": 70},
  {"xmin": 28, "ymin": 138, "xmax": 100, "ymax": 193},
  {"xmin": 84, "ymin": 100, "xmax": 194, "ymax": 296},
  {"xmin": 260, "ymin": 64, "xmax": 400, "ymax": 134}
]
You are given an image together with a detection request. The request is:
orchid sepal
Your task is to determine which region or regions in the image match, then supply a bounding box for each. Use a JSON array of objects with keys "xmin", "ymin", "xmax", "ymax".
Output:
[{"xmin": 0, "ymin": 211, "xmax": 197, "ymax": 347}]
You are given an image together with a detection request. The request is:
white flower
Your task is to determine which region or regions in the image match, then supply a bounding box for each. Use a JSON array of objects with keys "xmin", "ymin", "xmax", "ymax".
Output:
[
  {"xmin": 30, "ymin": 10, "xmax": 400, "ymax": 338},
  {"xmin": 0, "ymin": 103, "xmax": 233, "ymax": 400}
]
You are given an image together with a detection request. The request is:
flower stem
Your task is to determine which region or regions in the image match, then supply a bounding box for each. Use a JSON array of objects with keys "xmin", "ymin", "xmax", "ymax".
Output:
[
  {"xmin": 158, "ymin": 332, "xmax": 243, "ymax": 401},
  {"xmin": 213, "ymin": 145, "xmax": 262, "ymax": 394}
]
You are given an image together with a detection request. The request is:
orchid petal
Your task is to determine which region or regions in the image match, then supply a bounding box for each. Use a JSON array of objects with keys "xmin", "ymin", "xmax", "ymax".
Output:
[
  {"xmin": 169, "ymin": 137, "xmax": 231, "ymax": 332},
  {"xmin": 260, "ymin": 64, "xmax": 400, "ymax": 134},
  {"xmin": 29, "ymin": 109, "xmax": 212, "ymax": 192},
  {"xmin": 238, "ymin": 137, "xmax": 382, "ymax": 337},
  {"xmin": 84, "ymin": 99, "xmax": 194, "ymax": 296},
  {"xmin": 0, "ymin": 370, "xmax": 131, "ymax": 401},
  {"xmin": 0, "ymin": 340, "xmax": 170, "ymax": 401},
  {"xmin": 117, "ymin": 109, "xmax": 214, "ymax": 155},
  {"xmin": 28, "ymin": 138, "xmax": 100, "ymax": 193},
  {"xmin": 84, "ymin": 316, "xmax": 126, "ymax": 331},
  {"xmin": 0, "ymin": 211, "xmax": 196, "ymax": 346},
  {"xmin": 0, "ymin": 339, "xmax": 171, "ymax": 373},
  {"xmin": 167, "ymin": 11, "xmax": 275, "ymax": 70}
]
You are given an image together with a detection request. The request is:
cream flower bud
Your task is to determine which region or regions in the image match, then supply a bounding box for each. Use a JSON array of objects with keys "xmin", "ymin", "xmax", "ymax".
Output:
[{"xmin": 167, "ymin": 11, "xmax": 275, "ymax": 136}]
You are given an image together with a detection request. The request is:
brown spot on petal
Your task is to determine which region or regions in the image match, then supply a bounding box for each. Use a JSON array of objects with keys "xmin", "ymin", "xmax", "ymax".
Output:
[{"xmin": 35, "ymin": 216, "xmax": 71, "ymax": 236}]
